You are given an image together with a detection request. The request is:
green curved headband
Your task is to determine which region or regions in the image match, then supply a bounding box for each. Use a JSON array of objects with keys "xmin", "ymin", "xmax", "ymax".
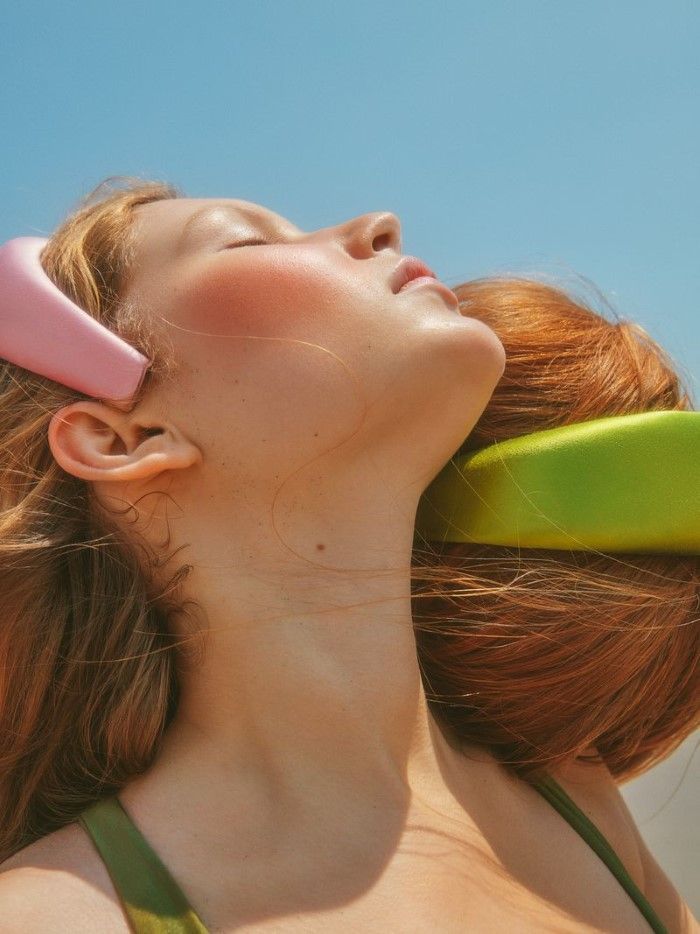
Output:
[{"xmin": 414, "ymin": 410, "xmax": 700, "ymax": 555}]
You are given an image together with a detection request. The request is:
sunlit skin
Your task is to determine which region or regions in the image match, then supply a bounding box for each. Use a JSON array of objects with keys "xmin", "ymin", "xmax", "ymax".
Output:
[{"xmin": 47, "ymin": 198, "xmax": 510, "ymax": 921}]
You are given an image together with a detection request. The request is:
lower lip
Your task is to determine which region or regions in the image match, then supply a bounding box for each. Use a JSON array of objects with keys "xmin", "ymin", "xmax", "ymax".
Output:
[{"xmin": 398, "ymin": 276, "xmax": 460, "ymax": 309}]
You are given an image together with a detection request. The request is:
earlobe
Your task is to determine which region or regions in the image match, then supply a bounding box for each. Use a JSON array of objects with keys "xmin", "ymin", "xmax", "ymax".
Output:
[{"xmin": 48, "ymin": 401, "xmax": 202, "ymax": 483}]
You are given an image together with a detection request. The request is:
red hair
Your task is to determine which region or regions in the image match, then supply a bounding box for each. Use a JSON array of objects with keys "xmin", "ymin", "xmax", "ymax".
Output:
[{"xmin": 411, "ymin": 277, "xmax": 699, "ymax": 785}]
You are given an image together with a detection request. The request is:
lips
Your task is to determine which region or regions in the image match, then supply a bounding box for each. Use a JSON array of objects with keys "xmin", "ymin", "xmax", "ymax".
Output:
[{"xmin": 390, "ymin": 256, "xmax": 437, "ymax": 294}]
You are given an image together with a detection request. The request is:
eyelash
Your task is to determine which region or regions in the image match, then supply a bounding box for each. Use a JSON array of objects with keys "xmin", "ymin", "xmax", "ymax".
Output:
[
  {"xmin": 223, "ymin": 235, "xmax": 285, "ymax": 249},
  {"xmin": 224, "ymin": 238, "xmax": 267, "ymax": 249}
]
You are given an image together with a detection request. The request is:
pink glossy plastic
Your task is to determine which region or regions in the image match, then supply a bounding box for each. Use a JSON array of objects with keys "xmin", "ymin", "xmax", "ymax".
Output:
[{"xmin": 0, "ymin": 236, "xmax": 151, "ymax": 401}]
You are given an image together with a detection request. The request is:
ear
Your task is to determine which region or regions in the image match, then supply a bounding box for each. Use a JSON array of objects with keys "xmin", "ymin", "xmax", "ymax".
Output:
[{"xmin": 48, "ymin": 401, "xmax": 202, "ymax": 483}]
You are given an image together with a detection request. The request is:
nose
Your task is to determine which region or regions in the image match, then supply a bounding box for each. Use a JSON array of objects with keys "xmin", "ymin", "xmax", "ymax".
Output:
[{"xmin": 335, "ymin": 211, "xmax": 402, "ymax": 258}]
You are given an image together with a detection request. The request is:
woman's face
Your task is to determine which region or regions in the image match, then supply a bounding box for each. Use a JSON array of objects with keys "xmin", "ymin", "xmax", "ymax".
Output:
[{"xmin": 125, "ymin": 198, "xmax": 506, "ymax": 494}]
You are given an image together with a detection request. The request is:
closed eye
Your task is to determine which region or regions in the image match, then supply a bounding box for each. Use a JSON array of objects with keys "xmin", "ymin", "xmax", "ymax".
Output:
[{"xmin": 223, "ymin": 235, "xmax": 286, "ymax": 249}]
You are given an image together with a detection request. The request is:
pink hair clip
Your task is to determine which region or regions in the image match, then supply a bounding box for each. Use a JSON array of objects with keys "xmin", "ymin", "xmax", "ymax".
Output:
[{"xmin": 0, "ymin": 236, "xmax": 151, "ymax": 402}]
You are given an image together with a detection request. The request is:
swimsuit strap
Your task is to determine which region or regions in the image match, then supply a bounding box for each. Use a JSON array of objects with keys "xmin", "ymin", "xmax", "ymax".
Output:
[
  {"xmin": 530, "ymin": 773, "xmax": 668, "ymax": 934},
  {"xmin": 78, "ymin": 795, "xmax": 210, "ymax": 934},
  {"xmin": 79, "ymin": 780, "xmax": 669, "ymax": 934}
]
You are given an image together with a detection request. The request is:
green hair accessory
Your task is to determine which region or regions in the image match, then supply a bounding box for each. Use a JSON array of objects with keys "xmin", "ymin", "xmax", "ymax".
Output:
[{"xmin": 414, "ymin": 410, "xmax": 700, "ymax": 555}]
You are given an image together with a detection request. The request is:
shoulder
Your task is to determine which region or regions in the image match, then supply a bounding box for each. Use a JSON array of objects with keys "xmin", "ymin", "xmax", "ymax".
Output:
[
  {"xmin": 551, "ymin": 751, "xmax": 699, "ymax": 933},
  {"xmin": 0, "ymin": 820, "xmax": 130, "ymax": 933},
  {"xmin": 616, "ymin": 792, "xmax": 700, "ymax": 933}
]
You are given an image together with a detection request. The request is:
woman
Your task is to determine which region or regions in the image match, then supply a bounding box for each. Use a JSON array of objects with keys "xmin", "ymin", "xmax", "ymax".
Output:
[{"xmin": 0, "ymin": 177, "xmax": 696, "ymax": 932}]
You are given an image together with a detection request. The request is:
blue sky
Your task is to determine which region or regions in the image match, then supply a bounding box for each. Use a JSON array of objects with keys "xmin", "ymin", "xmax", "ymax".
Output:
[{"xmin": 2, "ymin": 0, "xmax": 699, "ymax": 397}]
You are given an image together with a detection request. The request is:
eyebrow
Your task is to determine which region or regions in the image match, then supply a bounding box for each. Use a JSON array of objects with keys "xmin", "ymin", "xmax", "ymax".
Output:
[{"xmin": 176, "ymin": 204, "xmax": 261, "ymax": 251}]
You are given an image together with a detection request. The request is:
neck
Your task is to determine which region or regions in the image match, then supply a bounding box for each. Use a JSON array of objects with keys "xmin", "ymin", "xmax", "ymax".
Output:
[{"xmin": 126, "ymin": 463, "xmax": 476, "ymax": 841}]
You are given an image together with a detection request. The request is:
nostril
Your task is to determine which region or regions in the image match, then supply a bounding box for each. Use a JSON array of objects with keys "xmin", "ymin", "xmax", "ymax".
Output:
[{"xmin": 372, "ymin": 232, "xmax": 393, "ymax": 251}]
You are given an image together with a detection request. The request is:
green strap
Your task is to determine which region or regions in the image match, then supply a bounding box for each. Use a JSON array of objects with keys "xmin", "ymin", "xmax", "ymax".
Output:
[
  {"xmin": 79, "ymin": 782, "xmax": 668, "ymax": 934},
  {"xmin": 78, "ymin": 796, "xmax": 210, "ymax": 934},
  {"xmin": 531, "ymin": 774, "xmax": 668, "ymax": 933}
]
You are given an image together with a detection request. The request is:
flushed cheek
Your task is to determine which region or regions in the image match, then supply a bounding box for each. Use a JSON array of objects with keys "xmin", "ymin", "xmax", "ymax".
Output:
[
  {"xmin": 164, "ymin": 254, "xmax": 365, "ymax": 406},
  {"xmin": 163, "ymin": 260, "xmax": 369, "ymax": 476},
  {"xmin": 171, "ymin": 254, "xmax": 344, "ymax": 340}
]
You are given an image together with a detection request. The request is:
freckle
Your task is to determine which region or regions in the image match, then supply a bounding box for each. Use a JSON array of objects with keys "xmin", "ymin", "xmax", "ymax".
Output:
[
  {"xmin": 314, "ymin": 432, "xmax": 319, "ymax": 437},
  {"xmin": 316, "ymin": 543, "xmax": 325, "ymax": 551}
]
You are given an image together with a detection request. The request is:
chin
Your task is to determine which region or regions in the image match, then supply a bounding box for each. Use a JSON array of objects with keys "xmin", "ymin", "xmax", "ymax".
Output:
[{"xmin": 463, "ymin": 316, "xmax": 507, "ymax": 376}]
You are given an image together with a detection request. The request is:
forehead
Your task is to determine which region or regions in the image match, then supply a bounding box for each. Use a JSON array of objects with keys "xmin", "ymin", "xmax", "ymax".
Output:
[
  {"xmin": 136, "ymin": 196, "xmax": 282, "ymax": 225},
  {"xmin": 133, "ymin": 197, "xmax": 285, "ymax": 238}
]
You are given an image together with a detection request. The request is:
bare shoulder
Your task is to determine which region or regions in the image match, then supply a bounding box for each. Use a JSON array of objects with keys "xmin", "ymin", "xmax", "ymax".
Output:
[
  {"xmin": 552, "ymin": 752, "xmax": 699, "ymax": 934},
  {"xmin": 0, "ymin": 820, "xmax": 130, "ymax": 933},
  {"xmin": 614, "ymin": 789, "xmax": 700, "ymax": 934},
  {"xmin": 589, "ymin": 766, "xmax": 698, "ymax": 933}
]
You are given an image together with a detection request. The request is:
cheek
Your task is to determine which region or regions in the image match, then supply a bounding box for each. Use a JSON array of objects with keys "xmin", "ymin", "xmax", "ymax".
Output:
[
  {"xmin": 164, "ymin": 256, "xmax": 360, "ymax": 404},
  {"xmin": 172, "ymin": 255, "xmax": 341, "ymax": 340},
  {"xmin": 163, "ymin": 260, "xmax": 367, "ymax": 470}
]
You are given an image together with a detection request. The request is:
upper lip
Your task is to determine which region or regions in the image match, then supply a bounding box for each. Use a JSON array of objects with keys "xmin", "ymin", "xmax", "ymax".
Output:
[{"xmin": 390, "ymin": 255, "xmax": 437, "ymax": 294}]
